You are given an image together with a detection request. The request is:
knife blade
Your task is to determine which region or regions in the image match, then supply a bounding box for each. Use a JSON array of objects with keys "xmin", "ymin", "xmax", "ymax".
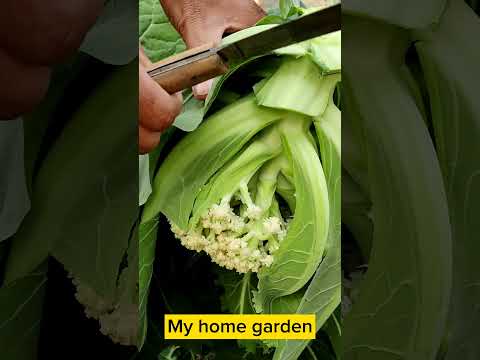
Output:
[{"xmin": 147, "ymin": 3, "xmax": 340, "ymax": 94}]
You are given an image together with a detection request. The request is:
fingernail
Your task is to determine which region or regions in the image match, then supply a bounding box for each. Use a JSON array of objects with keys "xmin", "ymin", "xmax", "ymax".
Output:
[{"xmin": 193, "ymin": 79, "xmax": 213, "ymax": 100}]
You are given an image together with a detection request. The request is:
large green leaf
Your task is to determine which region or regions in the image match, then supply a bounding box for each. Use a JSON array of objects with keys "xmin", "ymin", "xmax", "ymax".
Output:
[
  {"xmin": 414, "ymin": 1, "xmax": 480, "ymax": 358},
  {"xmin": 0, "ymin": 119, "xmax": 29, "ymax": 242},
  {"xmin": 0, "ymin": 265, "xmax": 47, "ymax": 360},
  {"xmin": 216, "ymin": 270, "xmax": 259, "ymax": 353},
  {"xmin": 255, "ymin": 57, "xmax": 339, "ymax": 117},
  {"xmin": 342, "ymin": 16, "xmax": 451, "ymax": 360},
  {"xmin": 274, "ymin": 91, "xmax": 342, "ymax": 360},
  {"xmin": 138, "ymin": 218, "xmax": 159, "ymax": 349},
  {"xmin": 172, "ymin": 90, "xmax": 205, "ymax": 132},
  {"xmin": 279, "ymin": 0, "xmax": 303, "ymax": 18},
  {"xmin": 139, "ymin": 0, "xmax": 186, "ymax": 62},
  {"xmin": 343, "ymin": 0, "xmax": 447, "ymax": 29},
  {"xmin": 341, "ymin": 171, "xmax": 372, "ymax": 261},
  {"xmin": 143, "ymin": 96, "xmax": 285, "ymax": 228},
  {"xmin": 256, "ymin": 115, "xmax": 330, "ymax": 313},
  {"xmin": 5, "ymin": 63, "xmax": 138, "ymax": 302},
  {"xmin": 218, "ymin": 271, "xmax": 256, "ymax": 315},
  {"xmin": 81, "ymin": 0, "xmax": 138, "ymax": 65},
  {"xmin": 139, "ymin": 154, "xmax": 152, "ymax": 206}
]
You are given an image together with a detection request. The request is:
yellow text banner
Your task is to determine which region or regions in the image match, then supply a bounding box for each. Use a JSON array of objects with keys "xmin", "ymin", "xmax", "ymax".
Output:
[{"xmin": 164, "ymin": 314, "xmax": 316, "ymax": 340}]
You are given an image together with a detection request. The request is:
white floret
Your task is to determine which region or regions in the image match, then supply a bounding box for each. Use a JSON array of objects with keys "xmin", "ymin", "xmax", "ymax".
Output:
[
  {"xmin": 263, "ymin": 217, "xmax": 283, "ymax": 234},
  {"xmin": 169, "ymin": 196, "xmax": 291, "ymax": 274},
  {"xmin": 268, "ymin": 242, "xmax": 280, "ymax": 253},
  {"xmin": 209, "ymin": 203, "xmax": 233, "ymax": 219},
  {"xmin": 210, "ymin": 222, "xmax": 226, "ymax": 234},
  {"xmin": 99, "ymin": 303, "xmax": 138, "ymax": 346},
  {"xmin": 180, "ymin": 232, "xmax": 207, "ymax": 252},
  {"xmin": 71, "ymin": 277, "xmax": 114, "ymax": 319},
  {"xmin": 228, "ymin": 238, "xmax": 241, "ymax": 251},
  {"xmin": 170, "ymin": 221, "xmax": 187, "ymax": 238},
  {"xmin": 241, "ymin": 247, "xmax": 251, "ymax": 257},
  {"xmin": 245, "ymin": 205, "xmax": 263, "ymax": 220},
  {"xmin": 230, "ymin": 217, "xmax": 246, "ymax": 232},
  {"xmin": 260, "ymin": 255, "xmax": 274, "ymax": 267}
]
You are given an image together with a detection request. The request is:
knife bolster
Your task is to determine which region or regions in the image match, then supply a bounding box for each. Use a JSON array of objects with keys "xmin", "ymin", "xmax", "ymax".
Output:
[{"xmin": 149, "ymin": 52, "xmax": 228, "ymax": 94}]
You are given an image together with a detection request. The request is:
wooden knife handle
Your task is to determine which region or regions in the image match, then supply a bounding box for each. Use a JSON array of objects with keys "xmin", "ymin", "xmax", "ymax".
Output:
[{"xmin": 147, "ymin": 43, "xmax": 229, "ymax": 94}]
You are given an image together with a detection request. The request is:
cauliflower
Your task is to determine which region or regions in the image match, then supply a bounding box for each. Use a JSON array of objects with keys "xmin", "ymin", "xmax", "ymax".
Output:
[
  {"xmin": 142, "ymin": 39, "xmax": 337, "ymax": 297},
  {"xmin": 99, "ymin": 303, "xmax": 138, "ymax": 346},
  {"xmin": 71, "ymin": 276, "xmax": 115, "ymax": 319},
  {"xmin": 70, "ymin": 266, "xmax": 138, "ymax": 347},
  {"xmin": 170, "ymin": 181, "xmax": 288, "ymax": 274}
]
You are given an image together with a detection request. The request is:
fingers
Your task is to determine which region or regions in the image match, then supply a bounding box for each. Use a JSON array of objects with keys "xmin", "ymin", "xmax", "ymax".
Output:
[
  {"xmin": 139, "ymin": 125, "xmax": 161, "ymax": 155},
  {"xmin": 139, "ymin": 61, "xmax": 182, "ymax": 153},
  {"xmin": 139, "ymin": 67, "xmax": 182, "ymax": 132},
  {"xmin": 163, "ymin": 0, "xmax": 266, "ymax": 100},
  {"xmin": 223, "ymin": 1, "xmax": 266, "ymax": 33},
  {"xmin": 193, "ymin": 78, "xmax": 214, "ymax": 100},
  {"xmin": 0, "ymin": 49, "xmax": 51, "ymax": 119},
  {"xmin": 183, "ymin": 26, "xmax": 224, "ymax": 100}
]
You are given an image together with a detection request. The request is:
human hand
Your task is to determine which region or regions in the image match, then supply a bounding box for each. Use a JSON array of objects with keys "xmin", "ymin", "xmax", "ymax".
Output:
[
  {"xmin": 139, "ymin": 48, "xmax": 182, "ymax": 154},
  {"xmin": 0, "ymin": 0, "xmax": 104, "ymax": 119},
  {"xmin": 159, "ymin": 0, "xmax": 265, "ymax": 100}
]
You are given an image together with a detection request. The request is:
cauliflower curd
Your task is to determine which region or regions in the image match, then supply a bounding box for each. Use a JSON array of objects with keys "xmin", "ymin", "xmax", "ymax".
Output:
[{"xmin": 171, "ymin": 182, "xmax": 288, "ymax": 273}]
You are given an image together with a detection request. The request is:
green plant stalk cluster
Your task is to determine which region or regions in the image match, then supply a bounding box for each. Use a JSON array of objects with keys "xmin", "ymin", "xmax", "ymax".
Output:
[
  {"xmin": 137, "ymin": 2, "xmax": 342, "ymax": 356},
  {"xmin": 143, "ymin": 29, "xmax": 341, "ymax": 349}
]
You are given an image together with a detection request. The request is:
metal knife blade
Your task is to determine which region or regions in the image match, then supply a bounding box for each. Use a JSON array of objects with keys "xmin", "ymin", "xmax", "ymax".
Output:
[
  {"xmin": 218, "ymin": 3, "xmax": 341, "ymax": 65},
  {"xmin": 147, "ymin": 3, "xmax": 340, "ymax": 94}
]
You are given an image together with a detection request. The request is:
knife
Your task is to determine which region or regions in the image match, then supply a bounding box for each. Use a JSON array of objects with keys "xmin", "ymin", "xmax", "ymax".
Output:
[{"xmin": 147, "ymin": 3, "xmax": 340, "ymax": 94}]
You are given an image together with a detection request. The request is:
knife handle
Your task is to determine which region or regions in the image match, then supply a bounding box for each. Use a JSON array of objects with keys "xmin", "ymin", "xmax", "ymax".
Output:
[{"xmin": 147, "ymin": 43, "xmax": 228, "ymax": 94}]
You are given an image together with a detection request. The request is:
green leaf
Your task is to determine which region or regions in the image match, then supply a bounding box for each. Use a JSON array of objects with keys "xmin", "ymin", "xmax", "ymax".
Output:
[
  {"xmin": 216, "ymin": 270, "xmax": 260, "ymax": 353},
  {"xmin": 138, "ymin": 218, "xmax": 159, "ymax": 349},
  {"xmin": 139, "ymin": 0, "xmax": 186, "ymax": 62},
  {"xmin": 117, "ymin": 221, "xmax": 139, "ymax": 306},
  {"xmin": 274, "ymin": 95, "xmax": 341, "ymax": 359},
  {"xmin": 256, "ymin": 115, "xmax": 330, "ymax": 313},
  {"xmin": 139, "ymin": 155, "xmax": 152, "ymax": 206},
  {"xmin": 342, "ymin": 17, "xmax": 451, "ymax": 360},
  {"xmin": 0, "ymin": 265, "xmax": 47, "ymax": 360},
  {"xmin": 341, "ymin": 85, "xmax": 370, "ymax": 195},
  {"xmin": 255, "ymin": 57, "xmax": 340, "ymax": 117},
  {"xmin": 308, "ymin": 31, "xmax": 341, "ymax": 74},
  {"xmin": 217, "ymin": 270, "xmax": 256, "ymax": 315},
  {"xmin": 149, "ymin": 126, "xmax": 177, "ymax": 179},
  {"xmin": 22, "ymin": 57, "xmax": 94, "ymax": 196},
  {"xmin": 341, "ymin": 171, "xmax": 372, "ymax": 261},
  {"xmin": 221, "ymin": 25, "xmax": 278, "ymax": 48},
  {"xmin": 413, "ymin": 1, "xmax": 480, "ymax": 358},
  {"xmin": 158, "ymin": 346, "xmax": 180, "ymax": 360},
  {"xmin": 204, "ymin": 25, "xmax": 277, "ymax": 114},
  {"xmin": 0, "ymin": 119, "xmax": 30, "ymax": 242},
  {"xmin": 5, "ymin": 63, "xmax": 138, "ymax": 303},
  {"xmin": 342, "ymin": 0, "xmax": 447, "ymax": 29},
  {"xmin": 190, "ymin": 127, "xmax": 282, "ymax": 229},
  {"xmin": 81, "ymin": 0, "xmax": 137, "ymax": 65},
  {"xmin": 323, "ymin": 310, "xmax": 341, "ymax": 359},
  {"xmin": 279, "ymin": 0, "xmax": 303, "ymax": 19},
  {"xmin": 256, "ymin": 15, "xmax": 285, "ymax": 25},
  {"xmin": 173, "ymin": 91, "xmax": 205, "ymax": 132},
  {"xmin": 298, "ymin": 340, "xmax": 336, "ymax": 360},
  {"xmin": 143, "ymin": 96, "xmax": 285, "ymax": 228}
]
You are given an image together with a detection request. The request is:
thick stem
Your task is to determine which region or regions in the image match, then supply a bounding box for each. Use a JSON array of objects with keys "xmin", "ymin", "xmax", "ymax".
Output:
[
  {"xmin": 190, "ymin": 124, "xmax": 282, "ymax": 227},
  {"xmin": 254, "ymin": 155, "xmax": 286, "ymax": 215}
]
